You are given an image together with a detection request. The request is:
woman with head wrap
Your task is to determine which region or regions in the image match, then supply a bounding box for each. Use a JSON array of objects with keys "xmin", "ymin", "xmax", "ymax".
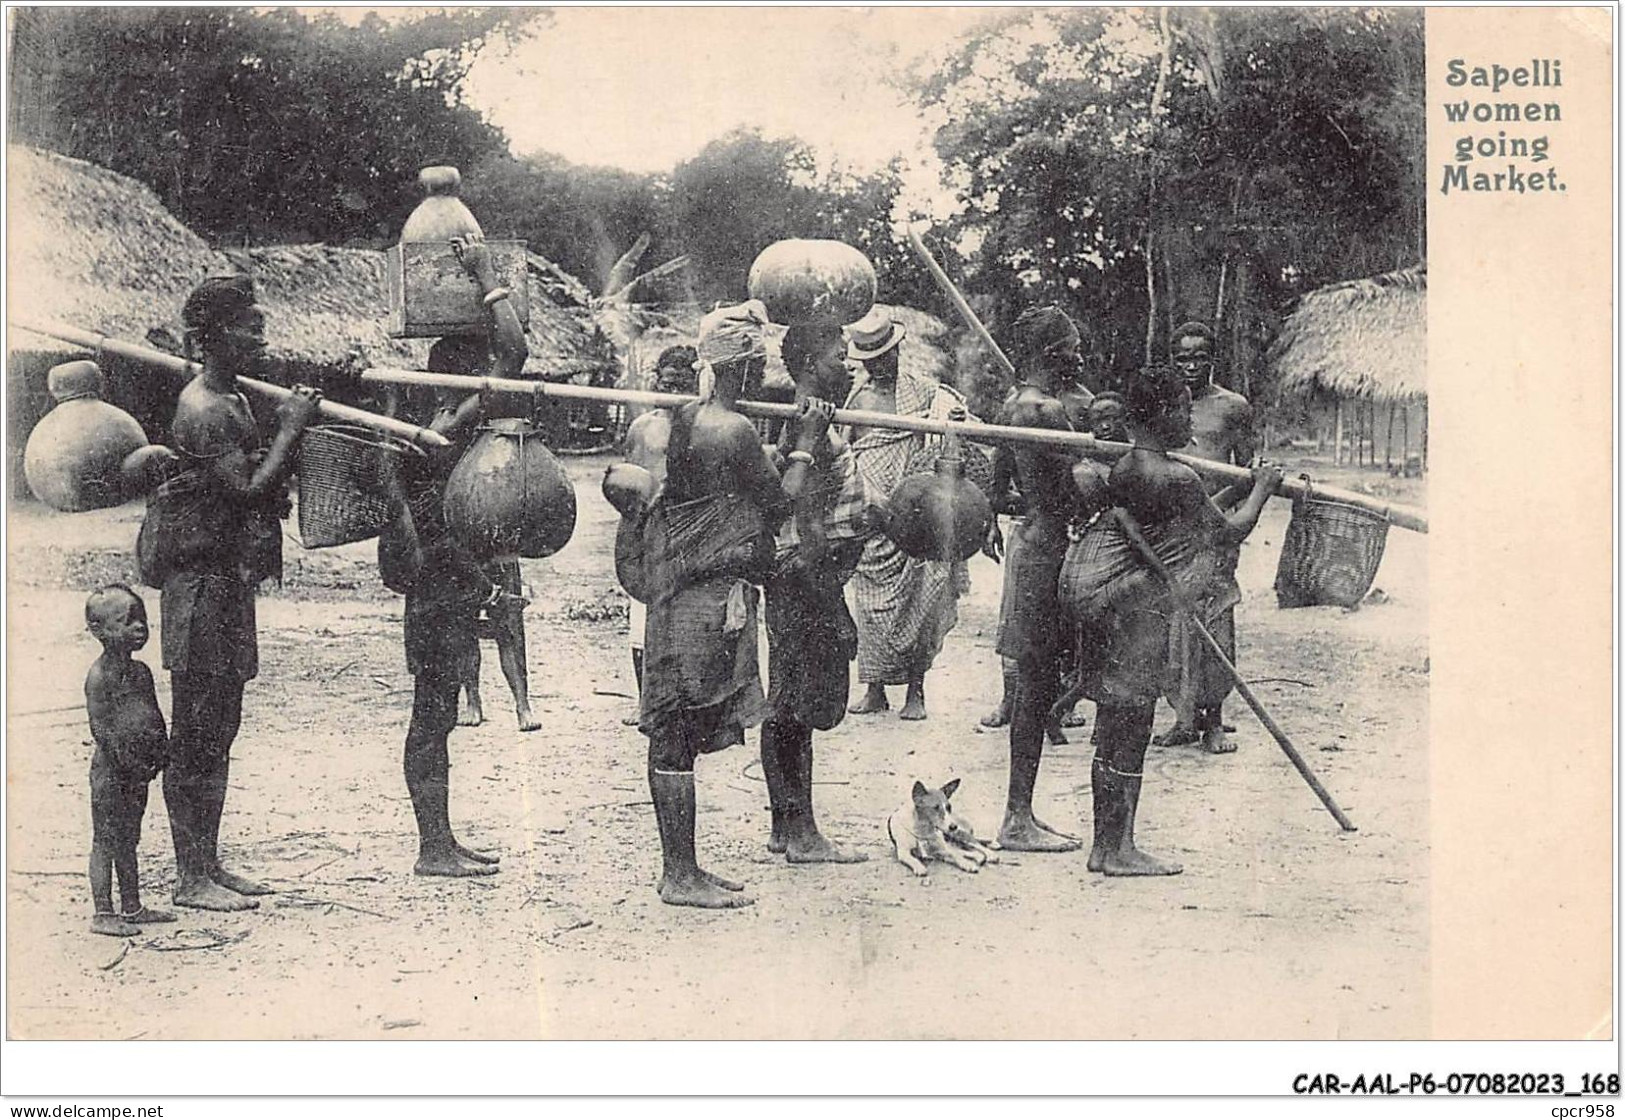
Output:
[
  {"xmin": 635, "ymin": 301, "xmax": 796, "ymax": 908},
  {"xmin": 146, "ymin": 273, "xmax": 321, "ymax": 911},
  {"xmin": 1060, "ymin": 365, "xmax": 1280, "ymax": 874}
]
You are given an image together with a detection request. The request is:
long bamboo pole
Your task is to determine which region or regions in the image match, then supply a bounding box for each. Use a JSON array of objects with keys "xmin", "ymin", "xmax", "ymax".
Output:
[
  {"xmin": 11, "ymin": 317, "xmax": 451, "ymax": 451},
  {"xmin": 356, "ymin": 366, "xmax": 1428, "ymax": 533},
  {"xmin": 905, "ymin": 225, "xmax": 1016, "ymax": 378}
]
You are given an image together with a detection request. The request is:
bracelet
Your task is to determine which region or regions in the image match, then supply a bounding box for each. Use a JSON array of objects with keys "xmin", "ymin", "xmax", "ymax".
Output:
[
  {"xmin": 482, "ymin": 287, "xmax": 512, "ymax": 306},
  {"xmin": 787, "ymin": 449, "xmax": 815, "ymax": 465}
]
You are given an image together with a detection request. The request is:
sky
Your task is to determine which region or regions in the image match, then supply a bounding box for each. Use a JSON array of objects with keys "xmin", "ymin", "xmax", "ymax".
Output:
[{"xmin": 460, "ymin": 6, "xmax": 1007, "ymax": 212}]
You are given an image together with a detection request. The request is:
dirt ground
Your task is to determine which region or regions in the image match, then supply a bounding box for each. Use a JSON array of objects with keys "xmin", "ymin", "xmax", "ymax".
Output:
[{"xmin": 6, "ymin": 453, "xmax": 1428, "ymax": 1041}]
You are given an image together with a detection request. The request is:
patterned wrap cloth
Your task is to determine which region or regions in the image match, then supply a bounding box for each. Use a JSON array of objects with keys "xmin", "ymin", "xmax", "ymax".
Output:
[
  {"xmin": 763, "ymin": 440, "xmax": 879, "ymax": 730},
  {"xmin": 844, "ymin": 369, "xmax": 980, "ymax": 685},
  {"xmin": 636, "ymin": 490, "xmax": 774, "ymax": 752}
]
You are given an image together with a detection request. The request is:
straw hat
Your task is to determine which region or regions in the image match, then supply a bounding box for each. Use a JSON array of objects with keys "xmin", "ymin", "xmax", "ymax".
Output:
[{"xmin": 846, "ymin": 307, "xmax": 906, "ymax": 361}]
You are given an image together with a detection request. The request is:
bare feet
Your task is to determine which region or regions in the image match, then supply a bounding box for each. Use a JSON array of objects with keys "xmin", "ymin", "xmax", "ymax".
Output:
[
  {"xmin": 121, "ymin": 905, "xmax": 176, "ymax": 924},
  {"xmin": 898, "ymin": 683, "xmax": 927, "ymax": 721},
  {"xmin": 1100, "ymin": 844, "xmax": 1183, "ymax": 876},
  {"xmin": 998, "ymin": 815, "xmax": 1083, "ymax": 853},
  {"xmin": 458, "ymin": 695, "xmax": 485, "ymax": 727},
  {"xmin": 1046, "ymin": 719, "xmax": 1069, "ymax": 745},
  {"xmin": 980, "ymin": 699, "xmax": 1012, "ymax": 728},
  {"xmin": 515, "ymin": 704, "xmax": 542, "ymax": 733},
  {"xmin": 414, "ymin": 849, "xmax": 500, "ymax": 878},
  {"xmin": 621, "ymin": 712, "xmax": 641, "ymax": 727},
  {"xmin": 1202, "ymin": 725, "xmax": 1236, "ymax": 754},
  {"xmin": 211, "ymin": 867, "xmax": 274, "ymax": 896},
  {"xmin": 658, "ymin": 872, "xmax": 754, "ymax": 908},
  {"xmin": 174, "ymin": 875, "xmax": 260, "ymax": 911},
  {"xmin": 767, "ymin": 833, "xmax": 787, "ymax": 855},
  {"xmin": 1153, "ymin": 723, "xmax": 1200, "ymax": 748},
  {"xmin": 784, "ymin": 832, "xmax": 869, "ymax": 864},
  {"xmin": 699, "ymin": 867, "xmax": 745, "ymax": 892},
  {"xmin": 1061, "ymin": 708, "xmax": 1089, "ymax": 728},
  {"xmin": 454, "ymin": 841, "xmax": 500, "ymax": 865},
  {"xmin": 91, "ymin": 913, "xmax": 141, "ymax": 937},
  {"xmin": 848, "ymin": 684, "xmax": 890, "ymax": 715}
]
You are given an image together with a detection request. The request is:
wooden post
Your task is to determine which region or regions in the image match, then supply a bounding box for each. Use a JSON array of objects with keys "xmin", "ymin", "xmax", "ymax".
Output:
[
  {"xmin": 1401, "ymin": 404, "xmax": 1410, "ymax": 470},
  {"xmin": 1333, "ymin": 397, "xmax": 1344, "ymax": 465},
  {"xmin": 1385, "ymin": 401, "xmax": 1396, "ymax": 469},
  {"xmin": 1421, "ymin": 400, "xmax": 1429, "ymax": 472}
]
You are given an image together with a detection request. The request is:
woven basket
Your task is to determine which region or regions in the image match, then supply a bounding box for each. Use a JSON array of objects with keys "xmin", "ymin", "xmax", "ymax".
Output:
[
  {"xmin": 1274, "ymin": 480, "xmax": 1390, "ymax": 609},
  {"xmin": 297, "ymin": 423, "xmax": 421, "ymax": 549}
]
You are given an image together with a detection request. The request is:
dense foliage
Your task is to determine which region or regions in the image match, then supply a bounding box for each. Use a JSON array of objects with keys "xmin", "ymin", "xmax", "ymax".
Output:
[{"xmin": 11, "ymin": 6, "xmax": 1422, "ymax": 398}]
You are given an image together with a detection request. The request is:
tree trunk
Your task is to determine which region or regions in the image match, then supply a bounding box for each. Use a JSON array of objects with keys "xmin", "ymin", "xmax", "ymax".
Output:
[
  {"xmin": 1385, "ymin": 401, "xmax": 1396, "ymax": 468},
  {"xmin": 1142, "ymin": 7, "xmax": 1174, "ymax": 367},
  {"xmin": 1333, "ymin": 398, "xmax": 1344, "ymax": 466}
]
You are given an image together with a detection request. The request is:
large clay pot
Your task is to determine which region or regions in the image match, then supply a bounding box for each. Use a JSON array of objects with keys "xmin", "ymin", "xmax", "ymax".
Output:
[
  {"xmin": 884, "ymin": 438, "xmax": 994, "ymax": 563},
  {"xmin": 399, "ymin": 166, "xmax": 483, "ymax": 242},
  {"xmin": 24, "ymin": 360, "xmax": 150, "ymax": 512},
  {"xmin": 442, "ymin": 418, "xmax": 576, "ymax": 561},
  {"xmin": 747, "ymin": 239, "xmax": 876, "ymax": 328}
]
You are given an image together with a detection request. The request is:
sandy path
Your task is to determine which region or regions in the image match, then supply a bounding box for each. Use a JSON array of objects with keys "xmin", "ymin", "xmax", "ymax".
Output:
[{"xmin": 6, "ymin": 456, "xmax": 1428, "ymax": 1040}]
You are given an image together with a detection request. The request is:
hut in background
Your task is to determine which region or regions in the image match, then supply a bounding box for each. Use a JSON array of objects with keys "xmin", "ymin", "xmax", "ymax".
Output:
[
  {"xmin": 219, "ymin": 244, "xmax": 618, "ymax": 447},
  {"xmin": 1269, "ymin": 264, "xmax": 1427, "ymax": 473},
  {"xmin": 7, "ymin": 145, "xmax": 229, "ymax": 492},
  {"xmin": 6, "ymin": 143, "xmax": 620, "ymax": 497}
]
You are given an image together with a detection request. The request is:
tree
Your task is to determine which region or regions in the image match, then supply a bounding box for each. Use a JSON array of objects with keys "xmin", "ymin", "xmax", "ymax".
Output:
[
  {"xmin": 913, "ymin": 7, "xmax": 1424, "ymax": 390},
  {"xmin": 9, "ymin": 7, "xmax": 543, "ymax": 244}
]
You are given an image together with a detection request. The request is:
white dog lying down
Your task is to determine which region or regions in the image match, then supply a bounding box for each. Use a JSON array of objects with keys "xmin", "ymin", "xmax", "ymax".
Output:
[{"xmin": 886, "ymin": 779, "xmax": 1001, "ymax": 877}]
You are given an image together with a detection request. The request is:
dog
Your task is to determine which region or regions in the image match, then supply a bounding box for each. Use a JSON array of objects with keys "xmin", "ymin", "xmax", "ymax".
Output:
[{"xmin": 887, "ymin": 779, "xmax": 1000, "ymax": 877}]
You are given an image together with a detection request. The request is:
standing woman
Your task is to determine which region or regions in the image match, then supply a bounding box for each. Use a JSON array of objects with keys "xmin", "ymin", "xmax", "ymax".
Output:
[
  {"xmin": 1065, "ymin": 365, "xmax": 1280, "ymax": 875},
  {"xmin": 153, "ymin": 275, "xmax": 320, "ymax": 910},
  {"xmin": 380, "ymin": 237, "xmax": 527, "ymax": 877}
]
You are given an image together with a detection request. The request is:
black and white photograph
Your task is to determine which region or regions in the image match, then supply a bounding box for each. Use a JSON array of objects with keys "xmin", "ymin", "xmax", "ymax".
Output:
[{"xmin": 0, "ymin": 1, "xmax": 1614, "ymax": 1105}]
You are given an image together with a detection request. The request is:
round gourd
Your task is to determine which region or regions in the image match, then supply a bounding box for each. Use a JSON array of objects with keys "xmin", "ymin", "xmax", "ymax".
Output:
[
  {"xmin": 24, "ymin": 361, "xmax": 150, "ymax": 512},
  {"xmin": 883, "ymin": 454, "xmax": 994, "ymax": 562},
  {"xmin": 443, "ymin": 419, "xmax": 576, "ymax": 561},
  {"xmin": 747, "ymin": 239, "xmax": 876, "ymax": 328}
]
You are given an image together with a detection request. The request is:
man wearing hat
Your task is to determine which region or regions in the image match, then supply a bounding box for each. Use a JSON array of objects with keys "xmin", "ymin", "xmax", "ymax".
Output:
[
  {"xmin": 843, "ymin": 308, "xmax": 986, "ymax": 722},
  {"xmin": 153, "ymin": 273, "xmax": 321, "ymax": 910}
]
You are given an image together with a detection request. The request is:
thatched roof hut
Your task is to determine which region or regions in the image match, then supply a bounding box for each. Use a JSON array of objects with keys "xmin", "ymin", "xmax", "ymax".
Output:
[
  {"xmin": 218, "ymin": 244, "xmax": 615, "ymax": 390},
  {"xmin": 7, "ymin": 144, "xmax": 227, "ymax": 351},
  {"xmin": 1271, "ymin": 264, "xmax": 1426, "ymax": 403}
]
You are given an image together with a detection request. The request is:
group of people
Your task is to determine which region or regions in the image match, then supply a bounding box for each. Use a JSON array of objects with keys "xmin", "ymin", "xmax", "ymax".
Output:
[{"xmin": 80, "ymin": 244, "xmax": 1280, "ymax": 932}]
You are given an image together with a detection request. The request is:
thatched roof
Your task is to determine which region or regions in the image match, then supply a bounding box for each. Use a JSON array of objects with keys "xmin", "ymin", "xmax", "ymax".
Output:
[
  {"xmin": 1271, "ymin": 264, "xmax": 1426, "ymax": 402},
  {"xmin": 220, "ymin": 244, "xmax": 612, "ymax": 381},
  {"xmin": 7, "ymin": 144, "xmax": 227, "ymax": 354},
  {"xmin": 599, "ymin": 302, "xmax": 952, "ymax": 395},
  {"xmin": 6, "ymin": 145, "xmax": 611, "ymax": 382}
]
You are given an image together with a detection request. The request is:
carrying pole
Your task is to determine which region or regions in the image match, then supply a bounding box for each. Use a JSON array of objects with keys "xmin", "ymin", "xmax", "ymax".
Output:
[
  {"xmin": 11, "ymin": 316, "xmax": 451, "ymax": 451},
  {"xmin": 357, "ymin": 373, "xmax": 1428, "ymax": 534}
]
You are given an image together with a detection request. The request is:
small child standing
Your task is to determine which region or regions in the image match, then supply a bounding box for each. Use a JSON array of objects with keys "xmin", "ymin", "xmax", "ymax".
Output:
[{"xmin": 84, "ymin": 585, "xmax": 176, "ymax": 936}]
